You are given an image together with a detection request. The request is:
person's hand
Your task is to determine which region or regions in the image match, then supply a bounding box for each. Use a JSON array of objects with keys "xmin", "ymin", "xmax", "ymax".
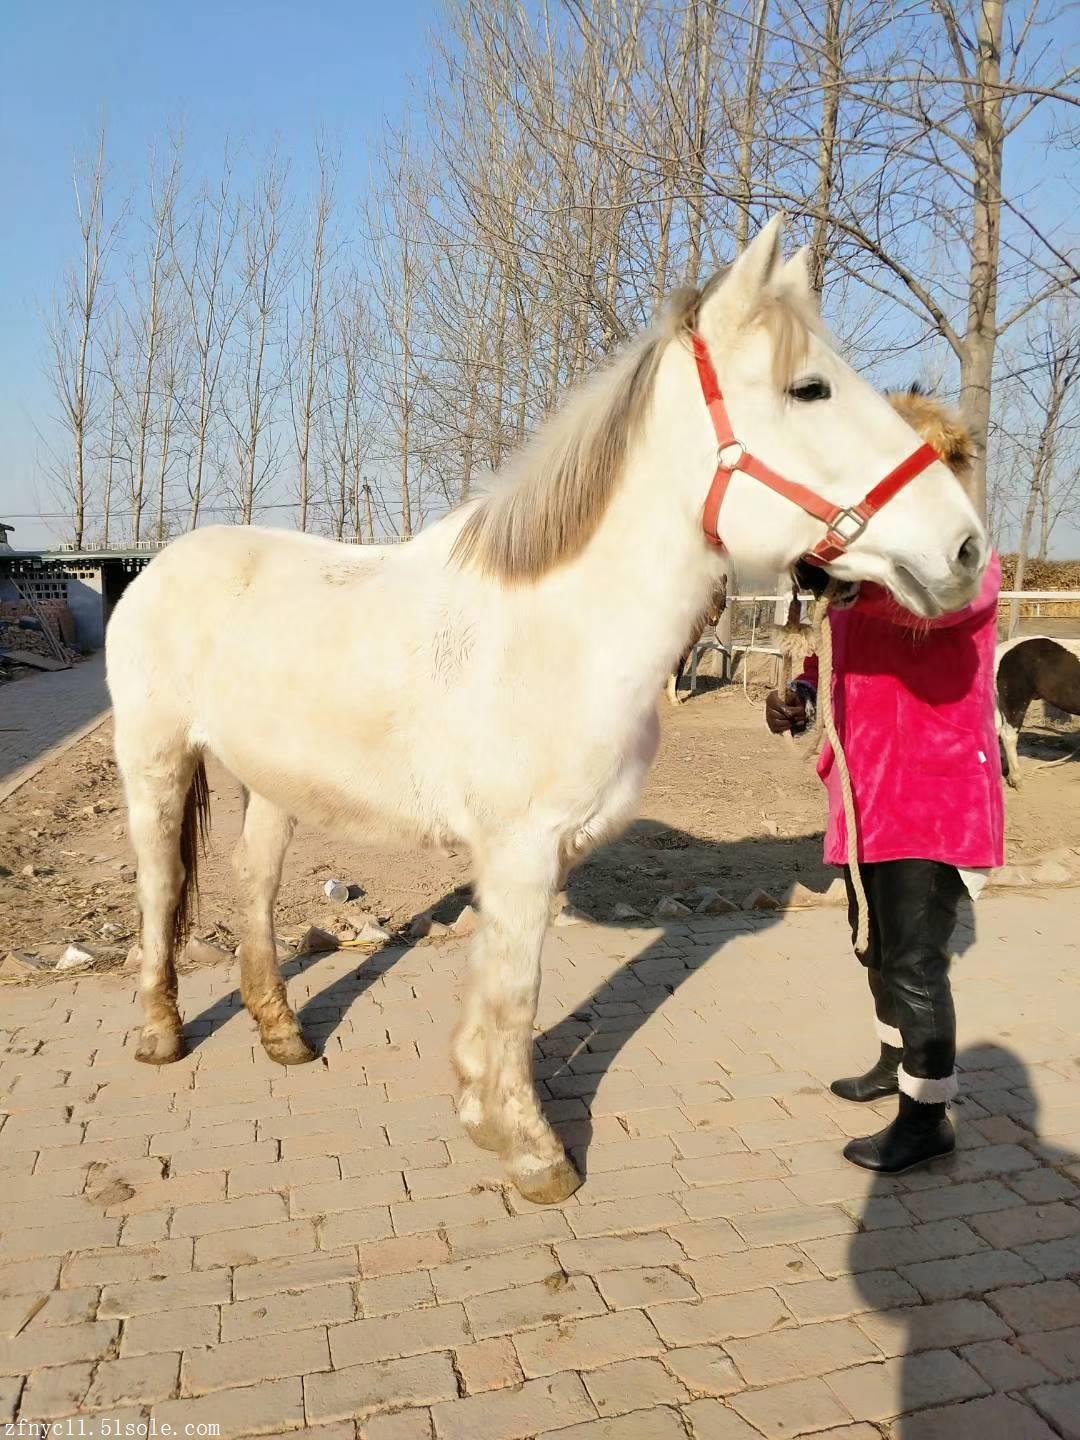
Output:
[{"xmin": 765, "ymin": 685, "xmax": 808, "ymax": 735}]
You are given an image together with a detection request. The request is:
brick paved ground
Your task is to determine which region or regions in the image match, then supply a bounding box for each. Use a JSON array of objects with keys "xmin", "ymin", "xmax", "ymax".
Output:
[
  {"xmin": 1, "ymin": 890, "xmax": 1078, "ymax": 1439},
  {"xmin": 0, "ymin": 655, "xmax": 108, "ymax": 793}
]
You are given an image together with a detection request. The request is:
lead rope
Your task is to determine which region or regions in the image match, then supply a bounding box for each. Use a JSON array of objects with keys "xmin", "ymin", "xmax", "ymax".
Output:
[{"xmin": 810, "ymin": 585, "xmax": 870, "ymax": 957}]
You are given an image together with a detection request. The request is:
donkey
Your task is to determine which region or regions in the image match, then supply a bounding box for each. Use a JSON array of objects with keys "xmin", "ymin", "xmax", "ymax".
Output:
[
  {"xmin": 665, "ymin": 575, "xmax": 728, "ymax": 704},
  {"xmin": 106, "ymin": 217, "xmax": 986, "ymax": 1205},
  {"xmin": 996, "ymin": 635, "xmax": 1080, "ymax": 786}
]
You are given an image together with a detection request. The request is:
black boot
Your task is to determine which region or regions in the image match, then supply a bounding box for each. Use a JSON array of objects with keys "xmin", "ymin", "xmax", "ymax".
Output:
[
  {"xmin": 830, "ymin": 1043, "xmax": 902, "ymax": 1103},
  {"xmin": 843, "ymin": 1093, "xmax": 955, "ymax": 1174}
]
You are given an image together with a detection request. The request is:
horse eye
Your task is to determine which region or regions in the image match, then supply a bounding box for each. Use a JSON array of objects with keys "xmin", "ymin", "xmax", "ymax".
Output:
[{"xmin": 788, "ymin": 377, "xmax": 832, "ymax": 402}]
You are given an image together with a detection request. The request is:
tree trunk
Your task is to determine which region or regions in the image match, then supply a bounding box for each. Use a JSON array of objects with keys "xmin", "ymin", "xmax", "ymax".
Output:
[
  {"xmin": 809, "ymin": 0, "xmax": 841, "ymax": 294},
  {"xmin": 958, "ymin": 0, "xmax": 1005, "ymax": 519}
]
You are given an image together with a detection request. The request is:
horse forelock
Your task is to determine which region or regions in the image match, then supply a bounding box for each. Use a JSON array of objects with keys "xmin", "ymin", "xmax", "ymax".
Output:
[{"xmin": 451, "ymin": 267, "xmax": 816, "ymax": 585}]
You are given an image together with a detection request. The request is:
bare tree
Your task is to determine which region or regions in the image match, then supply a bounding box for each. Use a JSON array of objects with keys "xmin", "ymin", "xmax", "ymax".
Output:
[
  {"xmin": 288, "ymin": 145, "xmax": 336, "ymax": 531},
  {"xmin": 44, "ymin": 128, "xmax": 121, "ymax": 548}
]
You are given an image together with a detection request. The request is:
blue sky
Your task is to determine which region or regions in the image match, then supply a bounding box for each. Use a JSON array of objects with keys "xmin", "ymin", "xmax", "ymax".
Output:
[{"xmin": 0, "ymin": 0, "xmax": 438, "ymax": 546}]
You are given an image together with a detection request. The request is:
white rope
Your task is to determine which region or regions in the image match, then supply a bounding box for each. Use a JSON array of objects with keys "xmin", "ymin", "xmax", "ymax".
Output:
[{"xmin": 811, "ymin": 587, "xmax": 869, "ymax": 956}]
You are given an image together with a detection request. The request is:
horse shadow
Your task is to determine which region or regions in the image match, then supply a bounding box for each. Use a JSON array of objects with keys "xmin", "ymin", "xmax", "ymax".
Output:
[{"xmin": 856, "ymin": 1041, "xmax": 1080, "ymax": 1435}]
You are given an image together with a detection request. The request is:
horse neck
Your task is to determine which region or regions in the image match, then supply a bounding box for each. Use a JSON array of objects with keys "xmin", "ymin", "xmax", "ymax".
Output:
[{"xmin": 558, "ymin": 424, "xmax": 724, "ymax": 697}]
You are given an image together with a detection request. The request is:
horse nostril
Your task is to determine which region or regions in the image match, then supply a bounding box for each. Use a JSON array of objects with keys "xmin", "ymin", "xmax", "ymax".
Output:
[{"xmin": 957, "ymin": 535, "xmax": 980, "ymax": 571}]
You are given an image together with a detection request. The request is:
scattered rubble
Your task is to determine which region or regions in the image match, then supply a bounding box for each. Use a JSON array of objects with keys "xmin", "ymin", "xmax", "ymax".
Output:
[
  {"xmin": 654, "ymin": 896, "xmax": 693, "ymax": 919},
  {"xmin": 742, "ymin": 887, "xmax": 782, "ymax": 912}
]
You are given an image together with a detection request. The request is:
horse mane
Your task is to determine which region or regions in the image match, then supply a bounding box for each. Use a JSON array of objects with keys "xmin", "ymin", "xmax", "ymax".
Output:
[
  {"xmin": 886, "ymin": 388, "xmax": 975, "ymax": 482},
  {"xmin": 452, "ymin": 272, "xmax": 816, "ymax": 585}
]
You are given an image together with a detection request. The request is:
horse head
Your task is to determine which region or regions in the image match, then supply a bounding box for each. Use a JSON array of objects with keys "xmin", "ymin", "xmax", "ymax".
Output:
[{"xmin": 677, "ymin": 216, "xmax": 987, "ymax": 618}]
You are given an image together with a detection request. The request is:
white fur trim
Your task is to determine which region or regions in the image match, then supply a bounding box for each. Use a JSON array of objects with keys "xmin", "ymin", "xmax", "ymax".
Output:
[
  {"xmin": 898, "ymin": 1066, "xmax": 957, "ymax": 1103},
  {"xmin": 874, "ymin": 1017, "xmax": 903, "ymax": 1048}
]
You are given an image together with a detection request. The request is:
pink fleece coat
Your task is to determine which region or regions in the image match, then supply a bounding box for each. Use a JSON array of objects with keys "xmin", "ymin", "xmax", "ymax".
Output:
[{"xmin": 798, "ymin": 553, "xmax": 1005, "ymax": 869}]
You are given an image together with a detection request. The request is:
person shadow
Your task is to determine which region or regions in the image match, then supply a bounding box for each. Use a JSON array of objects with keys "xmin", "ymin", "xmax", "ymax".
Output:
[{"xmin": 846, "ymin": 1041, "xmax": 1080, "ymax": 1436}]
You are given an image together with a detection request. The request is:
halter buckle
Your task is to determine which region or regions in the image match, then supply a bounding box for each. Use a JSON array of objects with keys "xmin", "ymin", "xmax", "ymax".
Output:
[
  {"xmin": 718, "ymin": 440, "xmax": 745, "ymax": 471},
  {"xmin": 828, "ymin": 507, "xmax": 869, "ymax": 547}
]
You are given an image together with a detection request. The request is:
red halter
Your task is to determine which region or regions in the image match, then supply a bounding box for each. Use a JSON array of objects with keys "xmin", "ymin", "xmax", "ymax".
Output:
[{"xmin": 691, "ymin": 332, "xmax": 940, "ymax": 564}]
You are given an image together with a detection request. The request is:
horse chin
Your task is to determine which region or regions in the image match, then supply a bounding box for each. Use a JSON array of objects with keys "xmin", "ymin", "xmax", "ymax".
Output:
[{"xmin": 887, "ymin": 564, "xmax": 983, "ymax": 619}]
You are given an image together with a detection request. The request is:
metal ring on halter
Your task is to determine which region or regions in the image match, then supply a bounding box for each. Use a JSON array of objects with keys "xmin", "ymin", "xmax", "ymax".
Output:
[
  {"xmin": 829, "ymin": 507, "xmax": 870, "ymax": 545},
  {"xmin": 718, "ymin": 440, "xmax": 746, "ymax": 470}
]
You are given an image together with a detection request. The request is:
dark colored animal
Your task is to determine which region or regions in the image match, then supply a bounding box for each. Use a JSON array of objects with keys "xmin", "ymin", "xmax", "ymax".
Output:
[{"xmin": 995, "ymin": 636, "xmax": 1080, "ymax": 787}]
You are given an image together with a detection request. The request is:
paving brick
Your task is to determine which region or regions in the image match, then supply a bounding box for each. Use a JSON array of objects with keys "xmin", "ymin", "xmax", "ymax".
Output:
[
  {"xmin": 101, "ymin": 1268, "xmax": 231, "ymax": 1317},
  {"xmin": 171, "ymin": 1191, "xmax": 288, "ymax": 1236},
  {"xmin": 227, "ymin": 1154, "xmax": 339, "ymax": 1195},
  {"xmin": 968, "ymin": 1202, "xmax": 1080, "ymax": 1249},
  {"xmin": 583, "ymin": 1357, "xmax": 688, "ymax": 1416},
  {"xmin": 802, "ymin": 1219, "xmax": 983, "ymax": 1277},
  {"xmin": 595, "ymin": 1265, "xmax": 697, "ymax": 1308},
  {"xmin": 0, "ymin": 1376, "xmax": 20, "ymax": 1425},
  {"xmin": 902, "ymin": 1180, "xmax": 1021, "ymax": 1223},
  {"xmin": 222, "ymin": 1283, "xmax": 356, "ymax": 1339},
  {"xmin": 0, "ymin": 1256, "xmax": 62, "ymax": 1297},
  {"xmin": 466, "ymin": 1273, "xmax": 605, "ymax": 1338},
  {"xmin": 84, "ymin": 1352, "xmax": 180, "ymax": 1407},
  {"xmin": 17, "ymin": 1363, "xmax": 94, "ymax": 1420},
  {"xmin": 686, "ymin": 1244, "xmax": 818, "ymax": 1296},
  {"xmin": 666, "ymin": 1218, "xmax": 744, "ymax": 1259},
  {"xmin": 306, "ymin": 1353, "xmax": 457, "ymax": 1424},
  {"xmin": 233, "ymin": 1251, "xmax": 359, "ymax": 1300},
  {"xmin": 1028, "ymin": 1380, "xmax": 1080, "ymax": 1439},
  {"xmin": 961, "ymin": 1338, "xmax": 1058, "ymax": 1390},
  {"xmin": 430, "ymin": 1372, "xmax": 594, "ymax": 1440},
  {"xmin": 556, "ymin": 1232, "xmax": 684, "ymax": 1273},
  {"xmin": 183, "ymin": 1326, "xmax": 330, "ymax": 1395},
  {"xmin": 899, "ymin": 1393, "xmax": 1060, "ymax": 1440},
  {"xmin": 391, "ymin": 1190, "xmax": 506, "ymax": 1236},
  {"xmin": 429, "ymin": 1245, "xmax": 557, "ymax": 1303},
  {"xmin": 330, "ymin": 1304, "xmax": 470, "ymax": 1366},
  {"xmin": 681, "ymin": 1179, "xmax": 795, "ymax": 1220},
  {"xmin": 648, "ymin": 1290, "xmax": 792, "ymax": 1347},
  {"xmin": 121, "ymin": 1305, "xmax": 220, "ymax": 1356},
  {"xmin": 825, "ymin": 1350, "xmax": 988, "ymax": 1421},
  {"xmin": 1017, "ymin": 1236, "xmax": 1080, "ymax": 1280},
  {"xmin": 0, "ymin": 1218, "xmax": 121, "ymax": 1261},
  {"xmin": 565, "ymin": 1194, "xmax": 687, "ymax": 1238},
  {"xmin": 360, "ymin": 1413, "xmax": 435, "ymax": 1440},
  {"xmin": 194, "ymin": 1219, "xmax": 318, "ymax": 1268},
  {"xmin": 359, "ymin": 1267, "xmax": 434, "ymax": 1314},
  {"xmin": 858, "ymin": 1297, "xmax": 1010, "ymax": 1356},
  {"xmin": 778, "ymin": 1270, "xmax": 918, "ymax": 1323},
  {"xmin": 662, "ymin": 1344, "xmax": 740, "ymax": 1397},
  {"xmin": 0, "ymin": 1318, "xmax": 119, "ymax": 1376},
  {"xmin": 0, "ymin": 1286, "xmax": 96, "ymax": 1330},
  {"xmin": 733, "ymin": 1204, "xmax": 857, "ymax": 1248},
  {"xmin": 153, "ymin": 1376, "xmax": 305, "ymax": 1437},
  {"xmin": 60, "ymin": 1239, "xmax": 193, "ymax": 1288},
  {"xmin": 727, "ymin": 1318, "xmax": 879, "ymax": 1385},
  {"xmin": 729, "ymin": 1377, "xmax": 853, "ymax": 1438},
  {"xmin": 291, "ymin": 1172, "xmax": 406, "ymax": 1216},
  {"xmin": 361, "ymin": 1232, "xmax": 451, "ymax": 1276},
  {"xmin": 514, "ymin": 1309, "xmax": 663, "ymax": 1377},
  {"xmin": 678, "ymin": 1400, "xmax": 766, "ymax": 1439},
  {"xmin": 318, "ymin": 1207, "xmax": 395, "ymax": 1249},
  {"xmin": 990, "ymin": 1279, "xmax": 1080, "ymax": 1333},
  {"xmin": 454, "ymin": 1336, "xmax": 523, "ymax": 1395}
]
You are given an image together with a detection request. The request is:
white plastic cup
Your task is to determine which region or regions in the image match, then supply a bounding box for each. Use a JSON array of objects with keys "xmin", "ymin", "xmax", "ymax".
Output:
[{"xmin": 323, "ymin": 880, "xmax": 350, "ymax": 903}]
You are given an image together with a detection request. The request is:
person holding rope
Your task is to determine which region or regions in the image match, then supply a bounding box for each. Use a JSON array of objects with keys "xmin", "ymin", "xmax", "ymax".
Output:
[{"xmin": 765, "ymin": 389, "xmax": 1004, "ymax": 1174}]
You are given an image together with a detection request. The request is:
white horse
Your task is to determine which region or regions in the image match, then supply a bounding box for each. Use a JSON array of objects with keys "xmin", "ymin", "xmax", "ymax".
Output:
[{"xmin": 106, "ymin": 218, "xmax": 986, "ymax": 1204}]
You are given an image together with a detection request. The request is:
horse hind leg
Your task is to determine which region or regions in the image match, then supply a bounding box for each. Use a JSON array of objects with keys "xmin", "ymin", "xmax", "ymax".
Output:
[
  {"xmin": 120, "ymin": 744, "xmax": 205, "ymax": 1065},
  {"xmin": 452, "ymin": 836, "xmax": 581, "ymax": 1205},
  {"xmin": 234, "ymin": 792, "xmax": 313, "ymax": 1065}
]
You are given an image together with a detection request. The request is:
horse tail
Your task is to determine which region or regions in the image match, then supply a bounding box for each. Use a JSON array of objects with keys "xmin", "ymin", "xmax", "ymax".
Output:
[{"xmin": 173, "ymin": 757, "xmax": 212, "ymax": 952}]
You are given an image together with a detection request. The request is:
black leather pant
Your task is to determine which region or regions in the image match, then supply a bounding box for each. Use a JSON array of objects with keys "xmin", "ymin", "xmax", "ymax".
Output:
[{"xmin": 844, "ymin": 860, "xmax": 963, "ymax": 1082}]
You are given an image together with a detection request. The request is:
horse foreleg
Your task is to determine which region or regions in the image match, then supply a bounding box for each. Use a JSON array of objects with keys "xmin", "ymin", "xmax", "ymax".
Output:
[
  {"xmin": 1000, "ymin": 719, "xmax": 1022, "ymax": 789},
  {"xmin": 452, "ymin": 839, "xmax": 580, "ymax": 1205},
  {"xmin": 234, "ymin": 792, "xmax": 313, "ymax": 1065}
]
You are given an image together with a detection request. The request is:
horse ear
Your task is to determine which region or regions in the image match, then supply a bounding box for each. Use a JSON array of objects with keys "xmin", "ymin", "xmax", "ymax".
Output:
[
  {"xmin": 727, "ymin": 214, "xmax": 785, "ymax": 297},
  {"xmin": 698, "ymin": 215, "xmax": 785, "ymax": 334},
  {"xmin": 777, "ymin": 246, "xmax": 812, "ymax": 300}
]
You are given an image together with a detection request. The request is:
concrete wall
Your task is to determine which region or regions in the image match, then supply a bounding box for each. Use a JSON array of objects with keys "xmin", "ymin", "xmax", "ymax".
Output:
[{"xmin": 64, "ymin": 570, "xmax": 106, "ymax": 649}]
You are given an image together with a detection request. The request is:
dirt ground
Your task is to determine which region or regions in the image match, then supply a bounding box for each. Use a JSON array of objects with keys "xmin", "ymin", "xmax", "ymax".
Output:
[{"xmin": 2, "ymin": 683, "xmax": 1079, "ymax": 961}]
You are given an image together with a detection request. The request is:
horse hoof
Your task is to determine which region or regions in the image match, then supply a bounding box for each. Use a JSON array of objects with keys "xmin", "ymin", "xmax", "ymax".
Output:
[
  {"xmin": 511, "ymin": 1156, "xmax": 582, "ymax": 1206},
  {"xmin": 261, "ymin": 1029, "xmax": 316, "ymax": 1066},
  {"xmin": 134, "ymin": 1028, "xmax": 186, "ymax": 1065}
]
